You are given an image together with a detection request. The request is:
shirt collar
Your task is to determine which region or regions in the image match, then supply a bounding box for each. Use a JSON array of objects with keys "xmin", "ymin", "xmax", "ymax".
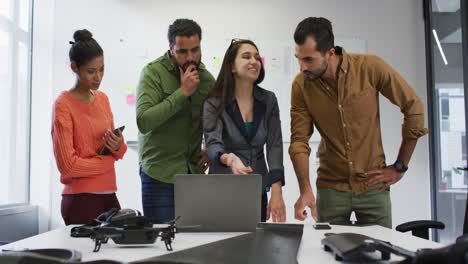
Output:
[{"xmin": 335, "ymin": 46, "xmax": 349, "ymax": 74}]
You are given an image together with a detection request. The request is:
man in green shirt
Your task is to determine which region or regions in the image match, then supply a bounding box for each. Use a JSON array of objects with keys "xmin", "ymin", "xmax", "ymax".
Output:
[{"xmin": 136, "ymin": 19, "xmax": 215, "ymax": 224}]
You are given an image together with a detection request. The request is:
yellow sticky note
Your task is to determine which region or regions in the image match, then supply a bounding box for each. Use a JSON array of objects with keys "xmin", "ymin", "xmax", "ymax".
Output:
[
  {"xmin": 122, "ymin": 84, "xmax": 135, "ymax": 95},
  {"xmin": 212, "ymin": 57, "xmax": 222, "ymax": 68}
]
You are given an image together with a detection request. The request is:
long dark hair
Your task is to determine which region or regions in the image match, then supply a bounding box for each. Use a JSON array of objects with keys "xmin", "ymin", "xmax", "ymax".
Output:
[{"xmin": 208, "ymin": 39, "xmax": 265, "ymax": 119}]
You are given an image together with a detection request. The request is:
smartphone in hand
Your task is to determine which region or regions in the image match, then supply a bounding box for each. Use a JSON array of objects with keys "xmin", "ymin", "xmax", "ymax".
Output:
[{"xmin": 99, "ymin": 126, "xmax": 125, "ymax": 155}]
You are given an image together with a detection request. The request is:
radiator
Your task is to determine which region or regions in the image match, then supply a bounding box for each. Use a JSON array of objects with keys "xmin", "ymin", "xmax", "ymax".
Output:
[{"xmin": 0, "ymin": 204, "xmax": 38, "ymax": 245}]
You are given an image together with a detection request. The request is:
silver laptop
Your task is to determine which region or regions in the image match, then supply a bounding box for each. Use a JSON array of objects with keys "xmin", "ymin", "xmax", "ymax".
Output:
[{"xmin": 174, "ymin": 174, "xmax": 262, "ymax": 232}]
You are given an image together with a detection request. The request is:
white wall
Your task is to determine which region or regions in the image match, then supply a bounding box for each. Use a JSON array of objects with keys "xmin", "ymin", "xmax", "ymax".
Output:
[{"xmin": 31, "ymin": 0, "xmax": 431, "ymax": 230}]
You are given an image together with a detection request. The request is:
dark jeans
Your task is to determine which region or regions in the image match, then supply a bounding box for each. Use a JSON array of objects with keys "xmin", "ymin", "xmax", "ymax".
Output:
[
  {"xmin": 140, "ymin": 168, "xmax": 269, "ymax": 224},
  {"xmin": 61, "ymin": 193, "xmax": 121, "ymax": 225},
  {"xmin": 140, "ymin": 169, "xmax": 175, "ymax": 224}
]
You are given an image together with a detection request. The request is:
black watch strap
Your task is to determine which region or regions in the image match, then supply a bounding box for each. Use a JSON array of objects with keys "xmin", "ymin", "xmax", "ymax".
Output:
[{"xmin": 394, "ymin": 160, "xmax": 408, "ymax": 173}]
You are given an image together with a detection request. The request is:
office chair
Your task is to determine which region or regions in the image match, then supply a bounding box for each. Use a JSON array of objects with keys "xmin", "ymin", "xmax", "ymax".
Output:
[
  {"xmin": 396, "ymin": 176, "xmax": 467, "ymax": 240},
  {"xmin": 465, "ymin": 193, "xmax": 468, "ymax": 235}
]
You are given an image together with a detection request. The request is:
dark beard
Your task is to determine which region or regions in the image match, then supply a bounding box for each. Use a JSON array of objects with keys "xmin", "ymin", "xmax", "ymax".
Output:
[
  {"xmin": 180, "ymin": 60, "xmax": 200, "ymax": 72},
  {"xmin": 304, "ymin": 62, "xmax": 328, "ymax": 81}
]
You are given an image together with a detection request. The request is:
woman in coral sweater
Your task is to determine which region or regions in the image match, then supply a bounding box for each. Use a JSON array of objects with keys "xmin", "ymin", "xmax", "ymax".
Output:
[{"xmin": 52, "ymin": 29, "xmax": 127, "ymax": 225}]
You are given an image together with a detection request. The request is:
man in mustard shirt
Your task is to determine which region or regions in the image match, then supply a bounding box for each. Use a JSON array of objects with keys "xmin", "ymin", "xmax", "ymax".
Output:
[
  {"xmin": 289, "ymin": 17, "xmax": 428, "ymax": 228},
  {"xmin": 136, "ymin": 19, "xmax": 215, "ymax": 224}
]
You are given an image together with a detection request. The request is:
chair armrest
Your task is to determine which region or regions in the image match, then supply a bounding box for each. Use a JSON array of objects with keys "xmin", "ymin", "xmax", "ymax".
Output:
[{"xmin": 396, "ymin": 220, "xmax": 445, "ymax": 240}]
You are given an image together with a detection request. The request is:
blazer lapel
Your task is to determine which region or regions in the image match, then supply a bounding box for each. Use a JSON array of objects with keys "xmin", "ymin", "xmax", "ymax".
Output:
[
  {"xmin": 250, "ymin": 86, "xmax": 266, "ymax": 142},
  {"xmin": 226, "ymin": 100, "xmax": 250, "ymax": 141},
  {"xmin": 225, "ymin": 86, "xmax": 267, "ymax": 143}
]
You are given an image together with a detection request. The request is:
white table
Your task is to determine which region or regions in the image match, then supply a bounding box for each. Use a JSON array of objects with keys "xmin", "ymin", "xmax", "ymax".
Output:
[
  {"xmin": 0, "ymin": 226, "xmax": 247, "ymax": 262},
  {"xmin": 1, "ymin": 224, "xmax": 443, "ymax": 263}
]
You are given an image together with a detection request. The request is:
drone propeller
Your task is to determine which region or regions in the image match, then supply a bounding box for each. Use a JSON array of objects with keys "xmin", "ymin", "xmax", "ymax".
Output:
[
  {"xmin": 162, "ymin": 216, "xmax": 203, "ymax": 233},
  {"xmin": 162, "ymin": 216, "xmax": 180, "ymax": 227}
]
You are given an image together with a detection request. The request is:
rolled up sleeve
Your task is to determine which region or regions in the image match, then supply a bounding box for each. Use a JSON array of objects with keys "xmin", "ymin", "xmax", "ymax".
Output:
[
  {"xmin": 289, "ymin": 81, "xmax": 314, "ymax": 158},
  {"xmin": 371, "ymin": 55, "xmax": 428, "ymax": 140}
]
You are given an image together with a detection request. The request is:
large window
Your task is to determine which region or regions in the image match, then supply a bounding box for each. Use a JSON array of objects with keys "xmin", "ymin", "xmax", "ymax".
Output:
[
  {"xmin": 0, "ymin": 0, "xmax": 32, "ymax": 204},
  {"xmin": 426, "ymin": 0, "xmax": 468, "ymax": 243}
]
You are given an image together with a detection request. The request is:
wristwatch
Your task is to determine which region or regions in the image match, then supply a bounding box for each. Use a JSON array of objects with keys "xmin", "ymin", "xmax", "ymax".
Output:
[{"xmin": 393, "ymin": 160, "xmax": 408, "ymax": 173}]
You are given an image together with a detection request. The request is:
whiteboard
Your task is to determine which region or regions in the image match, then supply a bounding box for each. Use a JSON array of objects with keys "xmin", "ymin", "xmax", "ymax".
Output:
[
  {"xmin": 105, "ymin": 37, "xmax": 366, "ymax": 143},
  {"xmin": 204, "ymin": 37, "xmax": 367, "ymax": 142}
]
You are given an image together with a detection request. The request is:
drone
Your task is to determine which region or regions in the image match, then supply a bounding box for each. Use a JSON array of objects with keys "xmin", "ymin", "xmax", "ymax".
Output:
[{"xmin": 70, "ymin": 208, "xmax": 179, "ymax": 253}]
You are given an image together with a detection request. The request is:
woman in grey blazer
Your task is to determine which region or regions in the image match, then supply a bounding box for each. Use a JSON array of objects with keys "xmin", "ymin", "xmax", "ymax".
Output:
[{"xmin": 202, "ymin": 39, "xmax": 286, "ymax": 222}]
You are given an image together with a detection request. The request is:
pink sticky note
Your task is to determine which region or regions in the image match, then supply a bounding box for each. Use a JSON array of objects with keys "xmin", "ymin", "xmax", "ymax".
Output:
[
  {"xmin": 261, "ymin": 56, "xmax": 265, "ymax": 65},
  {"xmin": 126, "ymin": 95, "xmax": 136, "ymax": 106}
]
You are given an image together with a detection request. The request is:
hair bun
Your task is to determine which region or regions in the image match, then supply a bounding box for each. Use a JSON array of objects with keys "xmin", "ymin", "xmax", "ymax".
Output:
[{"xmin": 73, "ymin": 29, "xmax": 93, "ymax": 42}]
